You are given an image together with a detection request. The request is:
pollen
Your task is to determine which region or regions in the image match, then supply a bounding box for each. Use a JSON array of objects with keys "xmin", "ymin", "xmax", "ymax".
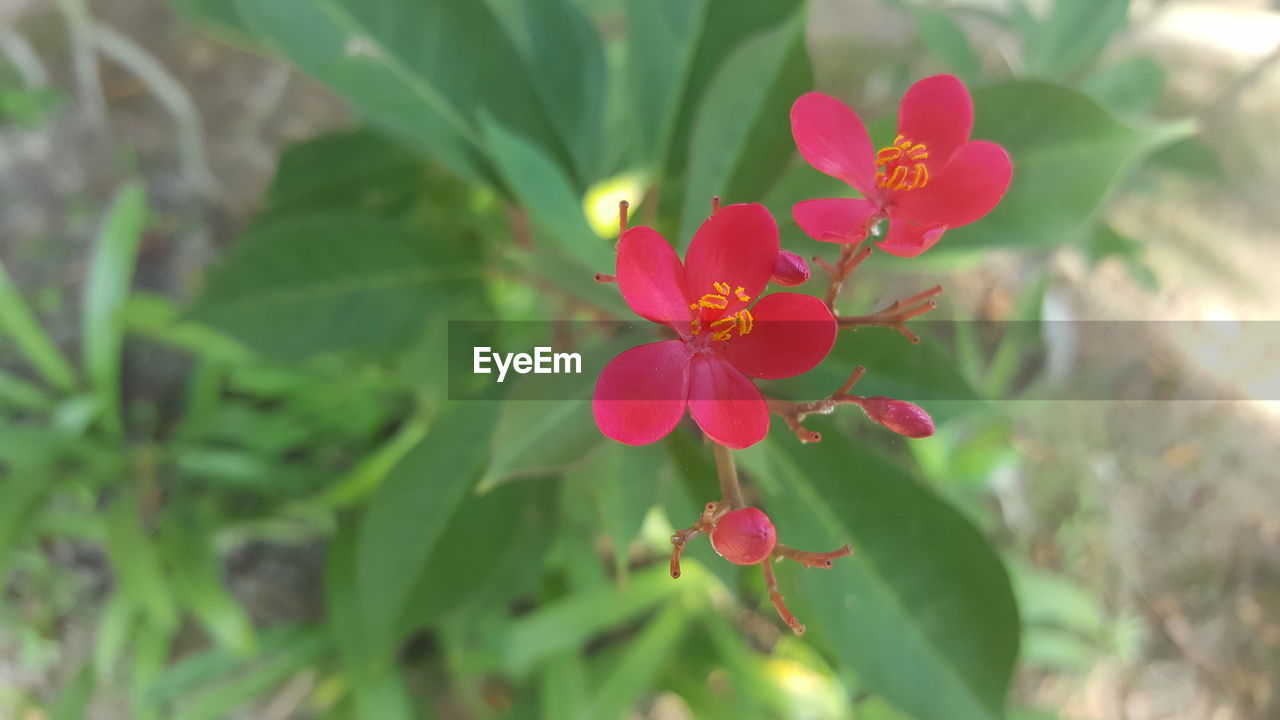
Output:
[
  {"xmin": 689, "ymin": 281, "xmax": 754, "ymax": 342},
  {"xmin": 698, "ymin": 294, "xmax": 729, "ymax": 310},
  {"xmin": 874, "ymin": 134, "xmax": 929, "ymax": 192},
  {"xmin": 708, "ymin": 310, "xmax": 753, "ymax": 342}
]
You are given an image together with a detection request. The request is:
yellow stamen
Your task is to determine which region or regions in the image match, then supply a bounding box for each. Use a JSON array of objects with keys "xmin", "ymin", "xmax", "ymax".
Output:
[
  {"xmin": 713, "ymin": 281, "xmax": 731, "ymax": 295},
  {"xmin": 888, "ymin": 165, "xmax": 908, "ymax": 190},
  {"xmin": 734, "ymin": 286, "xmax": 750, "ymax": 302},
  {"xmin": 737, "ymin": 309, "xmax": 753, "ymax": 335},
  {"xmin": 874, "ymin": 135, "xmax": 930, "ymax": 192},
  {"xmin": 698, "ymin": 294, "xmax": 728, "ymax": 310}
]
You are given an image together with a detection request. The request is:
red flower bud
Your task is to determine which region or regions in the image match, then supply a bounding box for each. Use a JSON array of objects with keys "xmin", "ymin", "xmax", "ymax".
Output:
[
  {"xmin": 710, "ymin": 507, "xmax": 777, "ymax": 565},
  {"xmin": 771, "ymin": 249, "xmax": 811, "ymax": 287},
  {"xmin": 857, "ymin": 396, "xmax": 935, "ymax": 438}
]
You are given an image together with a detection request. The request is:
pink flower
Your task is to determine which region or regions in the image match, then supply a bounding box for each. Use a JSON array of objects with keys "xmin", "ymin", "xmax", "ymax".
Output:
[
  {"xmin": 790, "ymin": 75, "xmax": 1013, "ymax": 257},
  {"xmin": 593, "ymin": 204, "xmax": 837, "ymax": 449}
]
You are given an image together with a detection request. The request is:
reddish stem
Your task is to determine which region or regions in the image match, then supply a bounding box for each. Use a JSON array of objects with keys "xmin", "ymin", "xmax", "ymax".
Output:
[
  {"xmin": 765, "ymin": 366, "xmax": 868, "ymax": 444},
  {"xmin": 762, "ymin": 560, "xmax": 805, "ymax": 635},
  {"xmin": 669, "ymin": 501, "xmax": 729, "ymax": 579},
  {"xmin": 774, "ymin": 543, "xmax": 854, "ymax": 569},
  {"xmin": 836, "ymin": 284, "xmax": 942, "ymax": 344}
]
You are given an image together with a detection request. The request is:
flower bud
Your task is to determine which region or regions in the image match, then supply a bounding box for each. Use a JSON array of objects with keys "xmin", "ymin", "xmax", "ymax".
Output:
[
  {"xmin": 772, "ymin": 249, "xmax": 811, "ymax": 287},
  {"xmin": 857, "ymin": 396, "xmax": 935, "ymax": 438},
  {"xmin": 710, "ymin": 507, "xmax": 777, "ymax": 565}
]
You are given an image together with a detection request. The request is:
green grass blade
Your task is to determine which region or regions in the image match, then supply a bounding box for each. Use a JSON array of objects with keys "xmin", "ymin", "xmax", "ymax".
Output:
[
  {"xmin": 0, "ymin": 258, "xmax": 76, "ymax": 392},
  {"xmin": 81, "ymin": 182, "xmax": 148, "ymax": 436}
]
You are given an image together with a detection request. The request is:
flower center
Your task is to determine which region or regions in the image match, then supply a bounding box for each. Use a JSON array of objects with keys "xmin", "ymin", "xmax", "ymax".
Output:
[
  {"xmin": 689, "ymin": 281, "xmax": 754, "ymax": 343},
  {"xmin": 875, "ymin": 134, "xmax": 929, "ymax": 192}
]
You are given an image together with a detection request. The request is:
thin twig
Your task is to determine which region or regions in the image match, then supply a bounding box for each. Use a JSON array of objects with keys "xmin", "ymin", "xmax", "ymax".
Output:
[
  {"xmin": 711, "ymin": 440, "xmax": 744, "ymax": 508},
  {"xmin": 766, "ymin": 366, "xmax": 867, "ymax": 444},
  {"xmin": 836, "ymin": 284, "xmax": 942, "ymax": 344},
  {"xmin": 762, "ymin": 560, "xmax": 804, "ymax": 635}
]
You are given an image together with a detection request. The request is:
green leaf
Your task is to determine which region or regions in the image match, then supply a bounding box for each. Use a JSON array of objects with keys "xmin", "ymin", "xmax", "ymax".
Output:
[
  {"xmin": 260, "ymin": 128, "xmax": 433, "ymax": 219},
  {"xmin": 581, "ymin": 443, "xmax": 662, "ymax": 581},
  {"xmin": 1024, "ymin": 0, "xmax": 1129, "ymax": 79},
  {"xmin": 583, "ymin": 603, "xmax": 690, "ymax": 719},
  {"xmin": 144, "ymin": 625, "xmax": 329, "ymax": 720},
  {"xmin": 480, "ymin": 397, "xmax": 599, "ymax": 490},
  {"xmin": 326, "ymin": 521, "xmax": 417, "ymax": 719},
  {"xmin": 319, "ymin": 407, "xmax": 432, "ymax": 508},
  {"xmin": 747, "ymin": 432, "xmax": 1020, "ymax": 720},
  {"xmin": 0, "ymin": 470, "xmax": 51, "ymax": 578},
  {"xmin": 94, "ymin": 591, "xmax": 137, "ymax": 677},
  {"xmin": 233, "ymin": 0, "xmax": 567, "ymax": 185},
  {"xmin": 626, "ymin": 0, "xmax": 805, "ymax": 180},
  {"xmin": 480, "ymin": 114, "xmax": 613, "ymax": 269},
  {"xmin": 539, "ymin": 652, "xmax": 589, "ymax": 720},
  {"xmin": 0, "ymin": 257, "xmax": 76, "ymax": 393},
  {"xmin": 1020, "ymin": 627, "xmax": 1097, "ymax": 672},
  {"xmin": 502, "ymin": 563, "xmax": 686, "ymax": 676},
  {"xmin": 82, "ymin": 182, "xmax": 148, "ymax": 435},
  {"xmin": 1083, "ymin": 56, "xmax": 1166, "ymax": 118},
  {"xmin": 159, "ymin": 506, "xmax": 256, "ymax": 655},
  {"xmin": 624, "ymin": 0, "xmax": 707, "ymax": 165},
  {"xmin": 911, "ymin": 6, "xmax": 981, "ymax": 83},
  {"xmin": 943, "ymin": 81, "xmax": 1193, "ymax": 250},
  {"xmin": 660, "ymin": 0, "xmax": 806, "ymax": 180},
  {"xmin": 187, "ymin": 211, "xmax": 482, "ymax": 360},
  {"xmin": 49, "ymin": 661, "xmax": 95, "ymax": 720},
  {"xmin": 0, "ymin": 366, "xmax": 54, "ymax": 411},
  {"xmin": 356, "ymin": 401, "xmax": 500, "ymax": 659},
  {"xmin": 105, "ymin": 492, "xmax": 178, "ymax": 631},
  {"xmin": 679, "ymin": 11, "xmax": 810, "ymax": 241},
  {"xmin": 401, "ymin": 478, "xmax": 555, "ymax": 629},
  {"xmin": 520, "ymin": 0, "xmax": 608, "ymax": 185}
]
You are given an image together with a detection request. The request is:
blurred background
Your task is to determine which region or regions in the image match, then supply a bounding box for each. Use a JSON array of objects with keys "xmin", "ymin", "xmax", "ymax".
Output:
[{"xmin": 1, "ymin": 0, "xmax": 1278, "ymax": 718}]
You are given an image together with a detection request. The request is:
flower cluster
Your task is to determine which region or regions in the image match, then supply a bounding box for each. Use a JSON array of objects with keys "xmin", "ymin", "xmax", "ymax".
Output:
[{"xmin": 589, "ymin": 75, "xmax": 1010, "ymax": 633}]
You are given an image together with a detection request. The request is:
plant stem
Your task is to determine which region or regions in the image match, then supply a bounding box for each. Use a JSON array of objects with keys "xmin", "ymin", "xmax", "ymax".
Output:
[{"xmin": 711, "ymin": 440, "xmax": 745, "ymax": 508}]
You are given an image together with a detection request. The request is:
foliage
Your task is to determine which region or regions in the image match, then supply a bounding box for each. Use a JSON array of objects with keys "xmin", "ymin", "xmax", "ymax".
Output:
[{"xmin": 0, "ymin": 0, "xmax": 1209, "ymax": 718}]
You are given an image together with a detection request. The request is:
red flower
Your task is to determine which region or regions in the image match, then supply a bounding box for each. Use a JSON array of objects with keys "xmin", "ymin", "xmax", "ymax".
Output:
[
  {"xmin": 790, "ymin": 75, "xmax": 1012, "ymax": 258},
  {"xmin": 593, "ymin": 204, "xmax": 837, "ymax": 449}
]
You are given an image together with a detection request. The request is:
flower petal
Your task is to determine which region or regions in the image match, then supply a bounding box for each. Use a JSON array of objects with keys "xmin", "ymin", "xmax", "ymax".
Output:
[
  {"xmin": 721, "ymin": 293, "xmax": 837, "ymax": 379},
  {"xmin": 893, "ymin": 140, "xmax": 1012, "ymax": 228},
  {"xmin": 616, "ymin": 226, "xmax": 690, "ymax": 325},
  {"xmin": 793, "ymin": 197, "xmax": 880, "ymax": 244},
  {"xmin": 688, "ymin": 354, "xmax": 769, "ymax": 449},
  {"xmin": 791, "ymin": 92, "xmax": 879, "ymax": 198},
  {"xmin": 876, "ymin": 218, "xmax": 947, "ymax": 258},
  {"xmin": 683, "ymin": 203, "xmax": 777, "ymax": 304},
  {"xmin": 897, "ymin": 74, "xmax": 973, "ymax": 164},
  {"xmin": 593, "ymin": 340, "xmax": 691, "ymax": 446}
]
